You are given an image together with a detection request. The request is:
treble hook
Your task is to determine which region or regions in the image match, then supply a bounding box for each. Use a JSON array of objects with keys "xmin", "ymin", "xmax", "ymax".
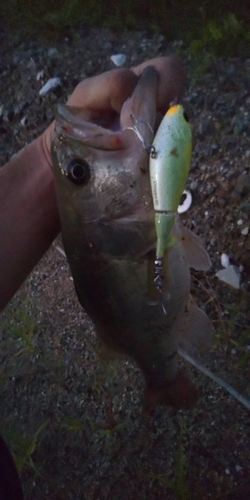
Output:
[
  {"xmin": 152, "ymin": 257, "xmax": 169, "ymax": 315},
  {"xmin": 123, "ymin": 114, "xmax": 156, "ymax": 156}
]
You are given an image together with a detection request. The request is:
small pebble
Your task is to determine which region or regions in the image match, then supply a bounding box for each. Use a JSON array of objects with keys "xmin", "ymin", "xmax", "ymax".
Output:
[
  {"xmin": 36, "ymin": 70, "xmax": 44, "ymax": 81},
  {"xmin": 215, "ymin": 265, "xmax": 241, "ymax": 289},
  {"xmin": 110, "ymin": 54, "xmax": 126, "ymax": 67},
  {"xmin": 20, "ymin": 116, "xmax": 27, "ymax": 126},
  {"xmin": 235, "ymin": 465, "xmax": 242, "ymax": 472},
  {"xmin": 217, "ymin": 197, "xmax": 226, "ymax": 207},
  {"xmin": 47, "ymin": 47, "xmax": 59, "ymax": 57},
  {"xmin": 235, "ymin": 174, "xmax": 250, "ymax": 195},
  {"xmin": 237, "ymin": 219, "xmax": 243, "ymax": 225},
  {"xmin": 39, "ymin": 77, "xmax": 61, "ymax": 96},
  {"xmin": 241, "ymin": 227, "xmax": 249, "ymax": 235},
  {"xmin": 13, "ymin": 54, "xmax": 22, "ymax": 65},
  {"xmin": 190, "ymin": 180, "xmax": 198, "ymax": 190},
  {"xmin": 221, "ymin": 253, "xmax": 230, "ymax": 268},
  {"xmin": 225, "ymin": 468, "xmax": 230, "ymax": 475}
]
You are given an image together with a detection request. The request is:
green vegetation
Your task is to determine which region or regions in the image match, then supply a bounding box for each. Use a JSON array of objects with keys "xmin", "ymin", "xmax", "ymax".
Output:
[
  {"xmin": 147, "ymin": 418, "xmax": 191, "ymax": 500},
  {"xmin": 1, "ymin": 1, "xmax": 250, "ymax": 57},
  {"xmin": 189, "ymin": 11, "xmax": 250, "ymax": 56},
  {"xmin": 0, "ymin": 272, "xmax": 249, "ymax": 494},
  {"xmin": 0, "ymin": 294, "xmax": 57, "ymax": 476},
  {"xmin": 0, "ymin": 421, "xmax": 48, "ymax": 473},
  {"xmin": 188, "ymin": 11, "xmax": 250, "ymax": 76}
]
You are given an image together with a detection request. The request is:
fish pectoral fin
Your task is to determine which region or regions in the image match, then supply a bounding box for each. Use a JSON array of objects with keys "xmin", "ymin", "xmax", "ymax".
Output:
[
  {"xmin": 178, "ymin": 302, "xmax": 214, "ymax": 356},
  {"xmin": 180, "ymin": 226, "xmax": 211, "ymax": 271},
  {"xmin": 166, "ymin": 233, "xmax": 178, "ymax": 248}
]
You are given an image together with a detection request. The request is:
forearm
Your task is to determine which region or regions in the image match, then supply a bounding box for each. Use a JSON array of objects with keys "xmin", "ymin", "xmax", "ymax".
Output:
[{"xmin": 0, "ymin": 135, "xmax": 60, "ymax": 311}]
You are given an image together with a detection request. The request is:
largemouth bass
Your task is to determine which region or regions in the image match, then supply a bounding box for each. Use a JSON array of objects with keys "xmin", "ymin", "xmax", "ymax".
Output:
[{"xmin": 51, "ymin": 67, "xmax": 213, "ymax": 410}]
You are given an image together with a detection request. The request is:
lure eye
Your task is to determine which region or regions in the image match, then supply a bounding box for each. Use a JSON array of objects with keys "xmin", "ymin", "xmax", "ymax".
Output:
[
  {"xmin": 183, "ymin": 111, "xmax": 189, "ymax": 122},
  {"xmin": 177, "ymin": 190, "xmax": 192, "ymax": 214},
  {"xmin": 65, "ymin": 158, "xmax": 90, "ymax": 185}
]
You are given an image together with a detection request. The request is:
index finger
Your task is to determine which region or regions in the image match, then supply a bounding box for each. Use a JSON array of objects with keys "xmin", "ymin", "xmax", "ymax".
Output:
[
  {"xmin": 67, "ymin": 68, "xmax": 138, "ymax": 117},
  {"xmin": 66, "ymin": 56, "xmax": 186, "ymax": 122}
]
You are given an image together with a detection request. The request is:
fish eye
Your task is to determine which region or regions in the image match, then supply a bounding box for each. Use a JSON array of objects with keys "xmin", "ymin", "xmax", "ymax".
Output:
[
  {"xmin": 183, "ymin": 111, "xmax": 189, "ymax": 122},
  {"xmin": 65, "ymin": 158, "xmax": 90, "ymax": 185}
]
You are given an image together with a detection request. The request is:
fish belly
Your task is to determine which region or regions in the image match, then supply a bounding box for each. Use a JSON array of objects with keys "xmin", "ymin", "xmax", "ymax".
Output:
[{"xmin": 62, "ymin": 220, "xmax": 190, "ymax": 390}]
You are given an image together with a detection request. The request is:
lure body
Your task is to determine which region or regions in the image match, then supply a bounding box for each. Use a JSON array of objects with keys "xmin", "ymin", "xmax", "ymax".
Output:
[{"xmin": 149, "ymin": 104, "xmax": 192, "ymax": 259}]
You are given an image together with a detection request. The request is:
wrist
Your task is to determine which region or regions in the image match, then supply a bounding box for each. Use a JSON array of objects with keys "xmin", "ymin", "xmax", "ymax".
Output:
[{"xmin": 0, "ymin": 136, "xmax": 60, "ymax": 310}]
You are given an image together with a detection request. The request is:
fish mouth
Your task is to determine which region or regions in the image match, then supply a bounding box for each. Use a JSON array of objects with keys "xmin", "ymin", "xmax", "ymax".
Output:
[
  {"xmin": 55, "ymin": 66, "xmax": 160, "ymax": 151},
  {"xmin": 55, "ymin": 104, "xmax": 123, "ymax": 151}
]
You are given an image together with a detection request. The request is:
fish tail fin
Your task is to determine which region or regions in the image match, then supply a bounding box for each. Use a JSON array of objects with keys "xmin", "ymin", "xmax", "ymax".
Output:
[{"xmin": 143, "ymin": 370, "xmax": 198, "ymax": 412}]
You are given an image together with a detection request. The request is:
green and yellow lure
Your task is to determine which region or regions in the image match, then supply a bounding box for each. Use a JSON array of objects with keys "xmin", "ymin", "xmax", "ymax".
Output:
[{"xmin": 149, "ymin": 103, "xmax": 192, "ymax": 292}]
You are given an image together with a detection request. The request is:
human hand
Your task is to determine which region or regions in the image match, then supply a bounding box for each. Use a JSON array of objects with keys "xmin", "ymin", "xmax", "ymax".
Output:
[
  {"xmin": 0, "ymin": 56, "xmax": 186, "ymax": 310},
  {"xmin": 40, "ymin": 56, "xmax": 186, "ymax": 169}
]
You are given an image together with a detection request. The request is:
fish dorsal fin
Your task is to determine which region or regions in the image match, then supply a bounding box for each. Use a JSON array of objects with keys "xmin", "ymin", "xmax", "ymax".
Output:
[
  {"xmin": 177, "ymin": 302, "xmax": 214, "ymax": 356},
  {"xmin": 180, "ymin": 226, "xmax": 211, "ymax": 271}
]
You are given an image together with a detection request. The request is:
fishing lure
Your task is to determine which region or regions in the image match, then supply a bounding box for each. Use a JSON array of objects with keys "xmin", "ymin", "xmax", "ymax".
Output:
[{"xmin": 149, "ymin": 104, "xmax": 192, "ymax": 293}]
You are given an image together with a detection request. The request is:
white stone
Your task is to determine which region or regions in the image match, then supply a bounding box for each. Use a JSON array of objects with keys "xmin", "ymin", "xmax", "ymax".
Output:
[
  {"xmin": 241, "ymin": 226, "xmax": 249, "ymax": 235},
  {"xmin": 237, "ymin": 219, "xmax": 243, "ymax": 225},
  {"xmin": 36, "ymin": 70, "xmax": 44, "ymax": 81},
  {"xmin": 215, "ymin": 265, "xmax": 241, "ymax": 289},
  {"xmin": 47, "ymin": 47, "xmax": 59, "ymax": 57},
  {"xmin": 110, "ymin": 54, "xmax": 126, "ymax": 67},
  {"xmin": 221, "ymin": 253, "xmax": 230, "ymax": 268},
  {"xmin": 20, "ymin": 116, "xmax": 27, "ymax": 126},
  {"xmin": 39, "ymin": 77, "xmax": 61, "ymax": 96}
]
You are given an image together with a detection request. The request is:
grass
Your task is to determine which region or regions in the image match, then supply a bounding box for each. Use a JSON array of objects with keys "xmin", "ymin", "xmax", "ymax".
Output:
[
  {"xmin": 0, "ymin": 289, "xmax": 39, "ymax": 356},
  {"xmin": 189, "ymin": 11, "xmax": 250, "ymax": 58},
  {"xmin": 0, "ymin": 252, "xmax": 249, "ymax": 495},
  {"xmin": 0, "ymin": 289, "xmax": 130, "ymax": 476},
  {"xmin": 145, "ymin": 417, "xmax": 191, "ymax": 500},
  {"xmin": 0, "ymin": 421, "xmax": 48, "ymax": 473},
  {"xmin": 167, "ymin": 418, "xmax": 191, "ymax": 500},
  {"xmin": 1, "ymin": 1, "xmax": 250, "ymax": 58},
  {"xmin": 0, "ymin": 291, "xmax": 59, "ymax": 476}
]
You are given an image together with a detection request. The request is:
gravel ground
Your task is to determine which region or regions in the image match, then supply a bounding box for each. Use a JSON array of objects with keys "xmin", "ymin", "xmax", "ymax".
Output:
[{"xmin": 0, "ymin": 25, "xmax": 250, "ymax": 499}]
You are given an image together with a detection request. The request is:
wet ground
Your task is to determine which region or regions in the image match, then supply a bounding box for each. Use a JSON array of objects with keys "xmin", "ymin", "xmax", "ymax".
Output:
[{"xmin": 0, "ymin": 25, "xmax": 250, "ymax": 499}]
